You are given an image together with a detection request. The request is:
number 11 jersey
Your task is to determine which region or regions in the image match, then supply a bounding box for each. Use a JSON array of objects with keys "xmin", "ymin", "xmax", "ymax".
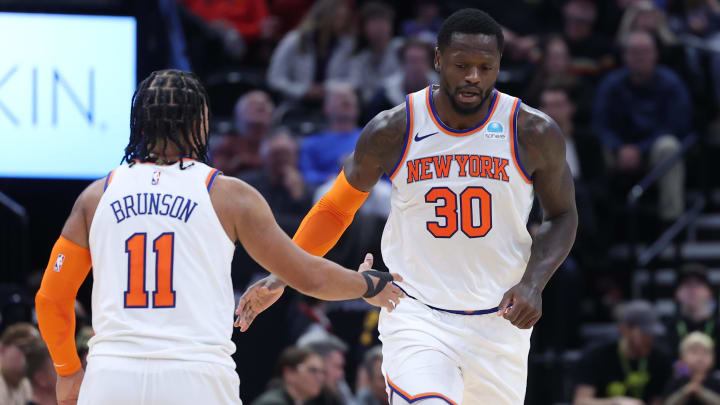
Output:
[
  {"xmin": 87, "ymin": 160, "xmax": 236, "ymax": 368},
  {"xmin": 381, "ymin": 86, "xmax": 534, "ymax": 311}
]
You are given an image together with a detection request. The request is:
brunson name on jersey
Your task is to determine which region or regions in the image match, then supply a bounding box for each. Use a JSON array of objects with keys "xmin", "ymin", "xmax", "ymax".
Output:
[
  {"xmin": 406, "ymin": 154, "xmax": 510, "ymax": 184},
  {"xmin": 110, "ymin": 193, "xmax": 198, "ymax": 224}
]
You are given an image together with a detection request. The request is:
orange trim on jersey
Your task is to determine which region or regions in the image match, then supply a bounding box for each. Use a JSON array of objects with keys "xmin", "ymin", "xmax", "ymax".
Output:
[
  {"xmin": 425, "ymin": 86, "xmax": 499, "ymax": 137},
  {"xmin": 104, "ymin": 169, "xmax": 116, "ymax": 191},
  {"xmin": 386, "ymin": 377, "xmax": 458, "ymax": 405},
  {"xmin": 389, "ymin": 95, "xmax": 414, "ymax": 181},
  {"xmin": 508, "ymin": 98, "xmax": 532, "ymax": 184},
  {"xmin": 205, "ymin": 168, "xmax": 220, "ymax": 189}
]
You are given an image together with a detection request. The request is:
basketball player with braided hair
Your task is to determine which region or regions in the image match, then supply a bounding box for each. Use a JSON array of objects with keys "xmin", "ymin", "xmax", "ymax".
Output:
[{"xmin": 34, "ymin": 69, "xmax": 404, "ymax": 405}]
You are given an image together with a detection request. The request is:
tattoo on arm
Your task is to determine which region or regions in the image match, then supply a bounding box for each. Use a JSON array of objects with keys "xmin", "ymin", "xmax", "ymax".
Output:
[{"xmin": 344, "ymin": 104, "xmax": 407, "ymax": 191}]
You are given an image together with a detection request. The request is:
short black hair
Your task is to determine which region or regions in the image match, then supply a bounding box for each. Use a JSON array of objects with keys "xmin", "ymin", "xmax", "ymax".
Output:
[
  {"xmin": 124, "ymin": 69, "xmax": 210, "ymax": 167},
  {"xmin": 437, "ymin": 8, "xmax": 504, "ymax": 53}
]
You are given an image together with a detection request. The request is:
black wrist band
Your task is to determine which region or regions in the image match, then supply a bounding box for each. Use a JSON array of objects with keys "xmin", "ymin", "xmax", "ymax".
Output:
[{"xmin": 362, "ymin": 271, "xmax": 393, "ymax": 298}]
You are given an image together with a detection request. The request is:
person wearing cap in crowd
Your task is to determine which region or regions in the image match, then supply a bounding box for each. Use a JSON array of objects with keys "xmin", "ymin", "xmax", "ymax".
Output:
[
  {"xmin": 661, "ymin": 263, "xmax": 719, "ymax": 363},
  {"xmin": 573, "ymin": 300, "xmax": 673, "ymax": 405},
  {"xmin": 662, "ymin": 332, "xmax": 720, "ymax": 405}
]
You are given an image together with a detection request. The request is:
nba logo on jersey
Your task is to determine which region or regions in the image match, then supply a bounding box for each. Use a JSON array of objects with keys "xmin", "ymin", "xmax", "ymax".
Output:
[
  {"xmin": 151, "ymin": 170, "xmax": 162, "ymax": 185},
  {"xmin": 53, "ymin": 254, "xmax": 65, "ymax": 272},
  {"xmin": 485, "ymin": 121, "xmax": 505, "ymax": 139}
]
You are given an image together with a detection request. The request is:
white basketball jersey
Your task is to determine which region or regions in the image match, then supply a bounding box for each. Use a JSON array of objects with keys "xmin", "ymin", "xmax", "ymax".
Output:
[
  {"xmin": 87, "ymin": 160, "xmax": 236, "ymax": 368},
  {"xmin": 381, "ymin": 86, "xmax": 534, "ymax": 311}
]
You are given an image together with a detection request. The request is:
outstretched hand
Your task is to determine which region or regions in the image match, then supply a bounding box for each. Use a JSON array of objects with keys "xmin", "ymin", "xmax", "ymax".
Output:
[
  {"xmin": 497, "ymin": 282, "xmax": 542, "ymax": 329},
  {"xmin": 359, "ymin": 253, "xmax": 405, "ymax": 311},
  {"xmin": 234, "ymin": 276, "xmax": 286, "ymax": 332}
]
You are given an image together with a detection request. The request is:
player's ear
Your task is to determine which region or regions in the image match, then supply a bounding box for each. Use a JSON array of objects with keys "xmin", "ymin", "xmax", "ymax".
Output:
[{"xmin": 434, "ymin": 47, "xmax": 441, "ymax": 72}]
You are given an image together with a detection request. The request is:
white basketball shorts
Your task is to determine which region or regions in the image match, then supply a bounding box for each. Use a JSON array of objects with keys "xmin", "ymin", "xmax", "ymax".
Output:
[
  {"xmin": 78, "ymin": 355, "xmax": 242, "ymax": 405},
  {"xmin": 378, "ymin": 296, "xmax": 532, "ymax": 404}
]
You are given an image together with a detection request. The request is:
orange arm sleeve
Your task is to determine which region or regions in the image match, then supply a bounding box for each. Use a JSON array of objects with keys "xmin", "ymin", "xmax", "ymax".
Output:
[
  {"xmin": 292, "ymin": 170, "xmax": 369, "ymax": 256},
  {"xmin": 35, "ymin": 236, "xmax": 92, "ymax": 376}
]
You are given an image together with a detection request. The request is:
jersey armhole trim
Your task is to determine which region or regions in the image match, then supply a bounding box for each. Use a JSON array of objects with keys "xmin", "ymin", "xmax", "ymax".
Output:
[
  {"xmin": 509, "ymin": 99, "xmax": 532, "ymax": 184},
  {"xmin": 206, "ymin": 169, "xmax": 222, "ymax": 192},
  {"xmin": 103, "ymin": 169, "xmax": 116, "ymax": 191},
  {"xmin": 388, "ymin": 94, "xmax": 414, "ymax": 181}
]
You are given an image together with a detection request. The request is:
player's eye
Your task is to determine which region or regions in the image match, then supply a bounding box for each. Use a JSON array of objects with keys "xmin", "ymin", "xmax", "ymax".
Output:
[{"xmin": 455, "ymin": 63, "xmax": 465, "ymax": 69}]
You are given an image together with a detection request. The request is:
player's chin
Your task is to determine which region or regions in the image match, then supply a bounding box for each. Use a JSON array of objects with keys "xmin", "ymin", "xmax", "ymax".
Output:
[{"xmin": 453, "ymin": 95, "xmax": 483, "ymax": 112}]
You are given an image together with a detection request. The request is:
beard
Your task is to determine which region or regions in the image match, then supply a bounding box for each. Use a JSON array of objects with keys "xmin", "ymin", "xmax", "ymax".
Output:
[{"xmin": 441, "ymin": 80, "xmax": 494, "ymax": 116}]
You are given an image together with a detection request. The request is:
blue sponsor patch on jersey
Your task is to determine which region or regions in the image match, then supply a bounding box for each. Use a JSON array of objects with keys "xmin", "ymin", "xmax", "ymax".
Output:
[{"xmin": 487, "ymin": 122, "xmax": 503, "ymax": 133}]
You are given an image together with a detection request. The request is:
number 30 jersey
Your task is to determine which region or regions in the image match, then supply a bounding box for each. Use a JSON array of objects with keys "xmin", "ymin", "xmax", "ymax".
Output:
[
  {"xmin": 87, "ymin": 160, "xmax": 236, "ymax": 368},
  {"xmin": 381, "ymin": 86, "xmax": 534, "ymax": 311}
]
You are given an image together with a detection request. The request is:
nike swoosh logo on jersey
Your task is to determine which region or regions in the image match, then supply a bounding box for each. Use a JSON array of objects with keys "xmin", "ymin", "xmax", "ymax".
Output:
[{"xmin": 414, "ymin": 132, "xmax": 438, "ymax": 141}]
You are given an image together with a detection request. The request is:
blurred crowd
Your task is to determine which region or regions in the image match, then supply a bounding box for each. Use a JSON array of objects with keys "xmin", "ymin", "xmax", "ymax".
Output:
[{"xmin": 1, "ymin": 0, "xmax": 720, "ymax": 404}]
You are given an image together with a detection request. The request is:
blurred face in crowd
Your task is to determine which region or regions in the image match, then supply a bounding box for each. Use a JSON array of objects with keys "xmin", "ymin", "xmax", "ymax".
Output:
[
  {"xmin": 209, "ymin": 135, "xmax": 242, "ymax": 176},
  {"xmin": 544, "ymin": 38, "xmax": 571, "ymax": 75},
  {"xmin": 632, "ymin": 1, "xmax": 661, "ymax": 32},
  {"xmin": 285, "ymin": 354, "xmax": 325, "ymax": 400},
  {"xmin": 403, "ymin": 43, "xmax": 433, "ymax": 91},
  {"xmin": 624, "ymin": 31, "xmax": 658, "ymax": 81},
  {"xmin": 435, "ymin": 33, "xmax": 501, "ymax": 116},
  {"xmin": 540, "ymin": 89, "xmax": 575, "ymax": 129},
  {"xmin": 332, "ymin": 2, "xmax": 351, "ymax": 35},
  {"xmin": 262, "ymin": 133, "xmax": 299, "ymax": 180},
  {"xmin": 369, "ymin": 358, "xmax": 388, "ymax": 404},
  {"xmin": 0, "ymin": 344, "xmax": 27, "ymax": 387},
  {"xmin": 620, "ymin": 324, "xmax": 654, "ymax": 359},
  {"xmin": 31, "ymin": 356, "xmax": 57, "ymax": 392},
  {"xmin": 323, "ymin": 350, "xmax": 346, "ymax": 393},
  {"xmin": 676, "ymin": 278, "xmax": 713, "ymax": 317},
  {"xmin": 563, "ymin": 0, "xmax": 597, "ymax": 42},
  {"xmin": 364, "ymin": 16, "xmax": 393, "ymax": 47},
  {"xmin": 682, "ymin": 342, "xmax": 714, "ymax": 376},
  {"xmin": 324, "ymin": 85, "xmax": 359, "ymax": 125},
  {"xmin": 234, "ymin": 91, "xmax": 274, "ymax": 141}
]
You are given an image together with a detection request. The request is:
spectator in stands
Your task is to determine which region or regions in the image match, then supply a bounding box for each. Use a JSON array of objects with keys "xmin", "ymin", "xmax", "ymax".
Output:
[
  {"xmin": 241, "ymin": 129, "xmax": 312, "ymax": 235},
  {"xmin": 593, "ymin": 30, "xmax": 692, "ymax": 221},
  {"xmin": 355, "ymin": 346, "xmax": 387, "ymax": 405},
  {"xmin": 232, "ymin": 90, "xmax": 275, "ymax": 175},
  {"xmin": 400, "ymin": 0, "xmax": 442, "ymax": 38},
  {"xmin": 663, "ymin": 332, "xmax": 720, "ymax": 405},
  {"xmin": 616, "ymin": 1, "xmax": 678, "ymax": 51},
  {"xmin": 526, "ymin": 35, "xmax": 593, "ymax": 125},
  {"xmin": 349, "ymin": 2, "xmax": 403, "ymax": 104},
  {"xmin": 303, "ymin": 337, "xmax": 356, "ymax": 405},
  {"xmin": 365, "ymin": 38, "xmax": 438, "ymax": 121},
  {"xmin": 299, "ymin": 83, "xmax": 361, "ymax": 186},
  {"xmin": 179, "ymin": 0, "xmax": 273, "ymax": 46},
  {"xmin": 616, "ymin": 1, "xmax": 691, "ymax": 82},
  {"xmin": 266, "ymin": 0, "xmax": 355, "ymax": 103},
  {"xmin": 251, "ymin": 346, "xmax": 325, "ymax": 405},
  {"xmin": 667, "ymin": 0, "xmax": 720, "ymax": 109},
  {"xmin": 209, "ymin": 134, "xmax": 245, "ymax": 178},
  {"xmin": 23, "ymin": 339, "xmax": 56, "ymax": 405},
  {"xmin": 661, "ymin": 263, "xmax": 719, "ymax": 361},
  {"xmin": 539, "ymin": 85, "xmax": 606, "ymax": 195},
  {"xmin": 573, "ymin": 300, "xmax": 672, "ymax": 405},
  {"xmin": 563, "ymin": 0, "xmax": 616, "ymax": 78},
  {"xmin": 0, "ymin": 323, "xmax": 38, "ymax": 405}
]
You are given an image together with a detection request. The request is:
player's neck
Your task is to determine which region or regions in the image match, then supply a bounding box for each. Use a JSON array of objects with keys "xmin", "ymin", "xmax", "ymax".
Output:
[{"xmin": 432, "ymin": 86, "xmax": 494, "ymax": 131}]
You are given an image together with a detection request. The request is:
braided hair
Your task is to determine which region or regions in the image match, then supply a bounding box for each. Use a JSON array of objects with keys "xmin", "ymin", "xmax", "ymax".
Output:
[{"xmin": 123, "ymin": 69, "xmax": 210, "ymax": 168}]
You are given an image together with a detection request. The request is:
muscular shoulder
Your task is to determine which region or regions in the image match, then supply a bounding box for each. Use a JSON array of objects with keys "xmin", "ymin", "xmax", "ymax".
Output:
[
  {"xmin": 209, "ymin": 175, "xmax": 268, "ymax": 242},
  {"xmin": 349, "ymin": 103, "xmax": 407, "ymax": 182},
  {"xmin": 515, "ymin": 103, "xmax": 566, "ymax": 175}
]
